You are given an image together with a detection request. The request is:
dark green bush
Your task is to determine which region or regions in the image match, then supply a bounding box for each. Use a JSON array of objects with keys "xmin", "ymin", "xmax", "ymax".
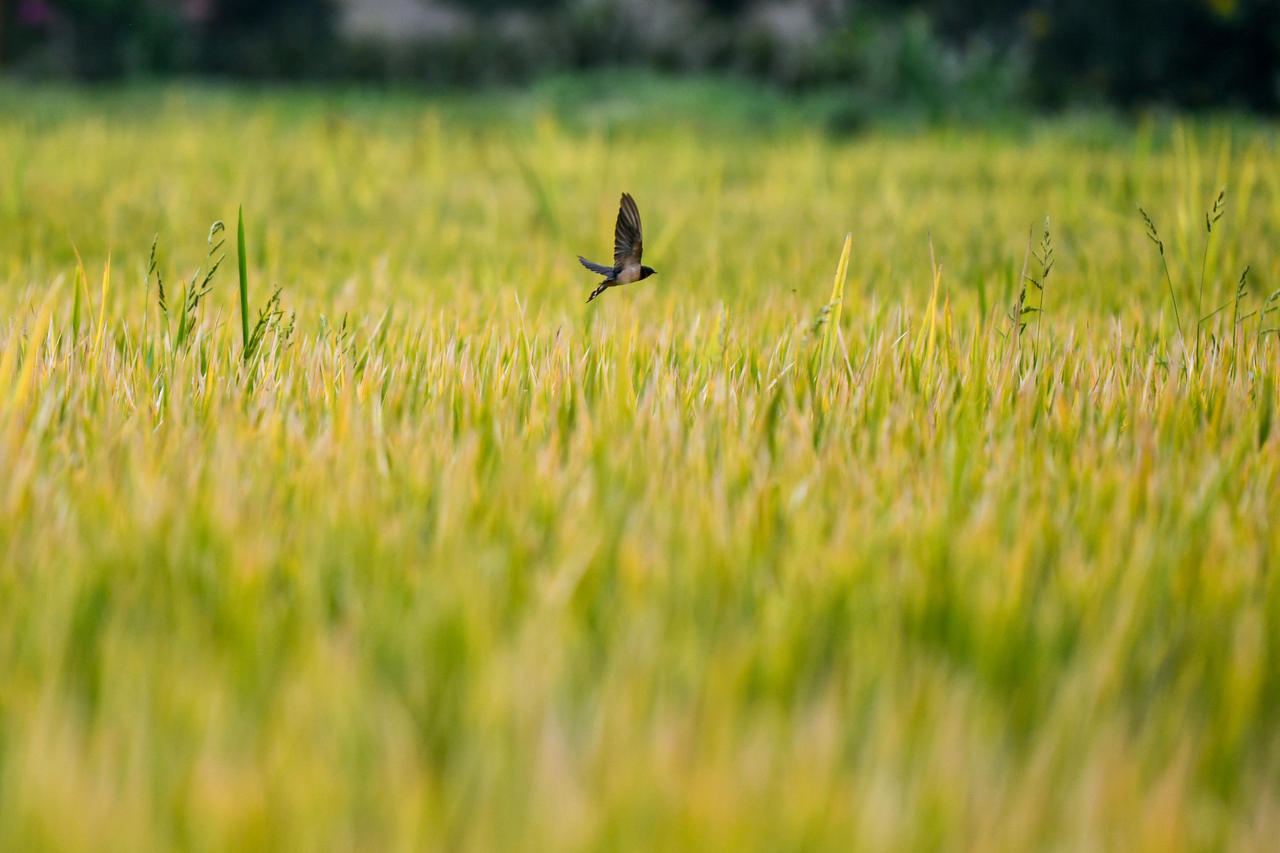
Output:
[
  {"xmin": 4, "ymin": 0, "xmax": 187, "ymax": 79},
  {"xmin": 3, "ymin": 0, "xmax": 334, "ymax": 79},
  {"xmin": 2, "ymin": 0, "xmax": 1276, "ymax": 113},
  {"xmin": 200, "ymin": 0, "xmax": 337, "ymax": 78},
  {"xmin": 1030, "ymin": 0, "xmax": 1279, "ymax": 111},
  {"xmin": 877, "ymin": 0, "xmax": 1280, "ymax": 110}
]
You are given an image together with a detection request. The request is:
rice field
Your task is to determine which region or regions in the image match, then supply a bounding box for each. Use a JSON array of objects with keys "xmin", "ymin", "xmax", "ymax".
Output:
[{"xmin": 2, "ymin": 83, "xmax": 1280, "ymax": 852}]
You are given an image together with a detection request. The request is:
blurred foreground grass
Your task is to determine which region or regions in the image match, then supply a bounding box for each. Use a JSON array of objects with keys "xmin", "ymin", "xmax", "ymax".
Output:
[{"xmin": 1, "ymin": 82, "xmax": 1280, "ymax": 851}]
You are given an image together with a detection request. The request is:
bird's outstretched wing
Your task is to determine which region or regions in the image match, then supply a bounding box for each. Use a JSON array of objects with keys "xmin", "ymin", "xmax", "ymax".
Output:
[
  {"xmin": 578, "ymin": 256, "xmax": 614, "ymax": 276},
  {"xmin": 613, "ymin": 193, "xmax": 643, "ymax": 269}
]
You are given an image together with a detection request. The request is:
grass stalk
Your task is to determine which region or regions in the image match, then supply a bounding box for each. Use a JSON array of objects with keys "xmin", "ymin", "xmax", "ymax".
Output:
[
  {"xmin": 1140, "ymin": 208, "xmax": 1185, "ymax": 358},
  {"xmin": 238, "ymin": 206, "xmax": 251, "ymax": 361},
  {"xmin": 1196, "ymin": 187, "xmax": 1226, "ymax": 362},
  {"xmin": 821, "ymin": 233, "xmax": 852, "ymax": 367},
  {"xmin": 8, "ymin": 280, "xmax": 63, "ymax": 412},
  {"xmin": 93, "ymin": 254, "xmax": 110, "ymax": 369}
]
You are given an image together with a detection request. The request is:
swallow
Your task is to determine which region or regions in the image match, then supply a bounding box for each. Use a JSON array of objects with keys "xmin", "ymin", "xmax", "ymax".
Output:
[{"xmin": 579, "ymin": 192, "xmax": 656, "ymax": 303}]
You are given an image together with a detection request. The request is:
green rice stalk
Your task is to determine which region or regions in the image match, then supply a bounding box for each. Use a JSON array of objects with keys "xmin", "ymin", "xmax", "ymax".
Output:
[
  {"xmin": 821, "ymin": 233, "xmax": 852, "ymax": 367},
  {"xmin": 238, "ymin": 206, "xmax": 251, "ymax": 361}
]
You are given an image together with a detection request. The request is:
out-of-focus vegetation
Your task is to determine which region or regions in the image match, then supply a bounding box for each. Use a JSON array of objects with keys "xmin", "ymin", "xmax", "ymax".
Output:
[
  {"xmin": 2, "ymin": 0, "xmax": 1277, "ymax": 113},
  {"xmin": 2, "ymin": 82, "xmax": 1280, "ymax": 851}
]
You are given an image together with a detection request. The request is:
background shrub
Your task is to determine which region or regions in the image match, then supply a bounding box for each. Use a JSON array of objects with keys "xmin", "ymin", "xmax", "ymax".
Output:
[{"xmin": 2, "ymin": 0, "xmax": 1276, "ymax": 113}]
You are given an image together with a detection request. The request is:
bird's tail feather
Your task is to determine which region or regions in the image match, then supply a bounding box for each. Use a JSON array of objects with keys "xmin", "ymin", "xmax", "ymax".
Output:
[{"xmin": 587, "ymin": 281, "xmax": 613, "ymax": 303}]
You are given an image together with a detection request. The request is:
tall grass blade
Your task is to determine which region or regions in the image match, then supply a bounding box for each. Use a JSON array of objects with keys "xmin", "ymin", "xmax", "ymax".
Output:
[
  {"xmin": 821, "ymin": 233, "xmax": 852, "ymax": 366},
  {"xmin": 71, "ymin": 264, "xmax": 82, "ymax": 342},
  {"xmin": 238, "ymin": 206, "xmax": 250, "ymax": 361},
  {"xmin": 71, "ymin": 242, "xmax": 94, "ymax": 344},
  {"xmin": 8, "ymin": 279, "xmax": 63, "ymax": 412},
  {"xmin": 917, "ymin": 234, "xmax": 943, "ymax": 369},
  {"xmin": 93, "ymin": 253, "xmax": 110, "ymax": 368}
]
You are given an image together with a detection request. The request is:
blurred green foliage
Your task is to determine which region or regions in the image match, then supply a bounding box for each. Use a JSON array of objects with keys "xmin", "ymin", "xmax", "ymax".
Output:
[
  {"xmin": 2, "ymin": 0, "xmax": 334, "ymax": 79},
  {"xmin": 1029, "ymin": 0, "xmax": 1279, "ymax": 111},
  {"xmin": 882, "ymin": 0, "xmax": 1279, "ymax": 110},
  {"xmin": 0, "ymin": 0, "xmax": 1276, "ymax": 110}
]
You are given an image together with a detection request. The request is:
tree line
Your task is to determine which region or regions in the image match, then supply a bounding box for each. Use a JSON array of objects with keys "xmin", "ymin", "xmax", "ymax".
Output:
[{"xmin": 2, "ymin": 0, "xmax": 1276, "ymax": 111}]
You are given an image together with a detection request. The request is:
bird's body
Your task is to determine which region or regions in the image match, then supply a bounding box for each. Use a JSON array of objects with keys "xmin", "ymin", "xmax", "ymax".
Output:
[{"xmin": 579, "ymin": 193, "xmax": 656, "ymax": 303}]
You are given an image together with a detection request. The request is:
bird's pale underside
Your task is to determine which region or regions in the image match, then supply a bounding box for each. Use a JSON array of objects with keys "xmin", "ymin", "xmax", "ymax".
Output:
[{"xmin": 579, "ymin": 193, "xmax": 656, "ymax": 303}]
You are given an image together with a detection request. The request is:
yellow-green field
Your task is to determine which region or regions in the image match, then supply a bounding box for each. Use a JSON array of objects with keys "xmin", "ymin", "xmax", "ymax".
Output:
[{"xmin": 2, "ymin": 84, "xmax": 1280, "ymax": 852}]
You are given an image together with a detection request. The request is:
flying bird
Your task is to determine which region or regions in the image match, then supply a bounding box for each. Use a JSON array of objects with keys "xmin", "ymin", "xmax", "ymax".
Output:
[{"xmin": 579, "ymin": 192, "xmax": 656, "ymax": 303}]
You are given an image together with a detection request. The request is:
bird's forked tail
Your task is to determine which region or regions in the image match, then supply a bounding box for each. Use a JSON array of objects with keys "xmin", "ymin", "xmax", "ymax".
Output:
[{"xmin": 586, "ymin": 280, "xmax": 614, "ymax": 303}]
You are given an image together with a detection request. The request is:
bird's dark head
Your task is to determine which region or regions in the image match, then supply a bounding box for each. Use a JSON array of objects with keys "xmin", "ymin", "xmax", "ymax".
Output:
[{"xmin": 640, "ymin": 266, "xmax": 657, "ymax": 280}]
